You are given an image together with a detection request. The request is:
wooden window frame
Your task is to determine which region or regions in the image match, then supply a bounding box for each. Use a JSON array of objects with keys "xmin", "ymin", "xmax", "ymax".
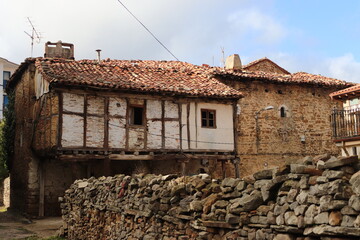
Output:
[
  {"xmin": 129, "ymin": 104, "xmax": 145, "ymax": 127},
  {"xmin": 201, "ymin": 109, "xmax": 216, "ymax": 128}
]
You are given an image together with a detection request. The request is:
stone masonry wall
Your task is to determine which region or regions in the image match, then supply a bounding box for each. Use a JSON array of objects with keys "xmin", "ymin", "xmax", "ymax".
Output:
[
  {"xmin": 61, "ymin": 154, "xmax": 360, "ymax": 240},
  {"xmin": 224, "ymin": 79, "xmax": 343, "ymax": 176}
]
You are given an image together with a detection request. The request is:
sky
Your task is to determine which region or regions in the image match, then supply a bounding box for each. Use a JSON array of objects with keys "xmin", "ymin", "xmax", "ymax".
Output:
[{"xmin": 1, "ymin": 0, "xmax": 360, "ymax": 82}]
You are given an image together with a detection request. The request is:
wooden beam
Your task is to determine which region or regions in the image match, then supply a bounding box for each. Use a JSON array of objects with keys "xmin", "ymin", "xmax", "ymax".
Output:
[
  {"xmin": 161, "ymin": 100, "xmax": 165, "ymax": 149},
  {"xmin": 57, "ymin": 92, "xmax": 63, "ymax": 147}
]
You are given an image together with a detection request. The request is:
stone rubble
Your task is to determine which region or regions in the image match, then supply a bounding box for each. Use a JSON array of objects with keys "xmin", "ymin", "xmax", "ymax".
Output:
[{"xmin": 60, "ymin": 155, "xmax": 360, "ymax": 240}]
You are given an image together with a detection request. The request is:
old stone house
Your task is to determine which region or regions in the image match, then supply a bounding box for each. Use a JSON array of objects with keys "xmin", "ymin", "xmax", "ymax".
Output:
[
  {"xmin": 215, "ymin": 54, "xmax": 353, "ymax": 176},
  {"xmin": 329, "ymin": 84, "xmax": 360, "ymax": 156},
  {"xmin": 8, "ymin": 42, "xmax": 242, "ymax": 216}
]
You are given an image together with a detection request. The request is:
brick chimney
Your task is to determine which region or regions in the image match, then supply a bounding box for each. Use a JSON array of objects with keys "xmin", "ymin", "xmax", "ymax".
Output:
[
  {"xmin": 225, "ymin": 54, "xmax": 242, "ymax": 70},
  {"xmin": 44, "ymin": 41, "xmax": 74, "ymax": 59}
]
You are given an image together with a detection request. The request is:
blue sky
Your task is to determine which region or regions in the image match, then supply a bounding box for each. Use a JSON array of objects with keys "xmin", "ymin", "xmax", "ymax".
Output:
[{"xmin": 1, "ymin": 0, "xmax": 360, "ymax": 82}]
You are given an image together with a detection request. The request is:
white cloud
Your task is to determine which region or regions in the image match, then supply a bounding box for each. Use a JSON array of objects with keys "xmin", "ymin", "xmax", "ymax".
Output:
[
  {"xmin": 227, "ymin": 8, "xmax": 286, "ymax": 44},
  {"xmin": 322, "ymin": 54, "xmax": 360, "ymax": 83}
]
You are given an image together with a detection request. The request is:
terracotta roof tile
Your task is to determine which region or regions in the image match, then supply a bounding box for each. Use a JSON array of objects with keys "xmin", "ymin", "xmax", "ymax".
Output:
[
  {"xmin": 329, "ymin": 84, "xmax": 360, "ymax": 100},
  {"xmin": 213, "ymin": 68, "xmax": 353, "ymax": 87},
  {"xmin": 32, "ymin": 58, "xmax": 242, "ymax": 99}
]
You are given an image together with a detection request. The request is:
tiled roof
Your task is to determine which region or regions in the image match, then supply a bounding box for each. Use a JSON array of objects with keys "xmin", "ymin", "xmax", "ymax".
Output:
[
  {"xmin": 10, "ymin": 58, "xmax": 242, "ymax": 99},
  {"xmin": 9, "ymin": 57, "xmax": 353, "ymax": 98},
  {"xmin": 213, "ymin": 68, "xmax": 353, "ymax": 88},
  {"xmin": 329, "ymin": 84, "xmax": 360, "ymax": 100},
  {"xmin": 243, "ymin": 57, "xmax": 290, "ymax": 74}
]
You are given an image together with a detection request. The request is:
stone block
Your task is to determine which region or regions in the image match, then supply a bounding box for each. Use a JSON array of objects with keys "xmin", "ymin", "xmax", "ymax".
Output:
[{"xmin": 329, "ymin": 211, "xmax": 342, "ymax": 226}]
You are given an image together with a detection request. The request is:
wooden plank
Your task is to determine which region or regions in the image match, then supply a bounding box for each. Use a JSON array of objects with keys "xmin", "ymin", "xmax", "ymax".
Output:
[
  {"xmin": 83, "ymin": 94, "xmax": 87, "ymax": 148},
  {"xmin": 104, "ymin": 97, "xmax": 109, "ymax": 150},
  {"xmin": 53, "ymin": 87, "xmax": 236, "ymax": 104},
  {"xmin": 179, "ymin": 103, "xmax": 182, "ymax": 150},
  {"xmin": 161, "ymin": 100, "xmax": 165, "ymax": 149},
  {"xmin": 125, "ymin": 98, "xmax": 130, "ymax": 150},
  {"xmin": 187, "ymin": 103, "xmax": 191, "ymax": 149},
  {"xmin": 109, "ymin": 154, "xmax": 154, "ymax": 160},
  {"xmin": 233, "ymin": 102, "xmax": 238, "ymax": 154},
  {"xmin": 144, "ymin": 99, "xmax": 148, "ymax": 149},
  {"xmin": 57, "ymin": 92, "xmax": 63, "ymax": 147}
]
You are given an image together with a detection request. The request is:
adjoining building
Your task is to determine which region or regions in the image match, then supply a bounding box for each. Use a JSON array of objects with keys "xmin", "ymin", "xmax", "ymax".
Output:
[
  {"xmin": 330, "ymin": 84, "xmax": 360, "ymax": 157},
  {"xmin": 215, "ymin": 54, "xmax": 353, "ymax": 176},
  {"xmin": 8, "ymin": 41, "xmax": 242, "ymax": 216},
  {"xmin": 0, "ymin": 57, "xmax": 18, "ymax": 119}
]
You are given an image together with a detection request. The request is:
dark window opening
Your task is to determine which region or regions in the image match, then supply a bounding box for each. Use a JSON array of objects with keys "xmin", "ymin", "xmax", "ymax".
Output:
[
  {"xmin": 3, "ymin": 95, "xmax": 8, "ymax": 108},
  {"xmin": 130, "ymin": 106, "xmax": 144, "ymax": 125},
  {"xmin": 277, "ymin": 90, "xmax": 283, "ymax": 94},
  {"xmin": 353, "ymin": 147, "xmax": 357, "ymax": 156},
  {"xmin": 280, "ymin": 107, "xmax": 286, "ymax": 118},
  {"xmin": 201, "ymin": 109, "xmax": 216, "ymax": 128},
  {"xmin": 3, "ymin": 71, "xmax": 10, "ymax": 88}
]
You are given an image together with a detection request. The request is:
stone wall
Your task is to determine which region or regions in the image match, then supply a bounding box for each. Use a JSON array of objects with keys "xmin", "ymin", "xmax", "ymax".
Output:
[
  {"xmin": 61, "ymin": 154, "xmax": 360, "ymax": 239},
  {"xmin": 222, "ymin": 79, "xmax": 343, "ymax": 176}
]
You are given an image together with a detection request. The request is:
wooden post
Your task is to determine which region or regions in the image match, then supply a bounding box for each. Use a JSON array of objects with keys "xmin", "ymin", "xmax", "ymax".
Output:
[
  {"xmin": 234, "ymin": 157, "xmax": 240, "ymax": 178},
  {"xmin": 178, "ymin": 159, "xmax": 189, "ymax": 176},
  {"xmin": 103, "ymin": 157, "xmax": 111, "ymax": 176},
  {"xmin": 221, "ymin": 160, "xmax": 226, "ymax": 179},
  {"xmin": 38, "ymin": 160, "xmax": 45, "ymax": 217}
]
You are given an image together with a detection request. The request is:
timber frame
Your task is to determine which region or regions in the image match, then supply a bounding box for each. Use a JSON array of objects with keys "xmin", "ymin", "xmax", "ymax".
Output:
[{"xmin": 33, "ymin": 87, "xmax": 238, "ymax": 162}]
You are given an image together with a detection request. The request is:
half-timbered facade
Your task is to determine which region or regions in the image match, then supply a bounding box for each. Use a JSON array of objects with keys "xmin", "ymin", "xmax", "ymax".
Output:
[{"xmin": 8, "ymin": 43, "xmax": 242, "ymax": 216}]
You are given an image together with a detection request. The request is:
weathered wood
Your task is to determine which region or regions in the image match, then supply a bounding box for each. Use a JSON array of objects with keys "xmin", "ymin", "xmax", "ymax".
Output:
[
  {"xmin": 161, "ymin": 100, "xmax": 165, "ymax": 149},
  {"xmin": 144, "ymin": 100, "xmax": 148, "ymax": 149},
  {"xmin": 186, "ymin": 103, "xmax": 191, "ymax": 149},
  {"xmin": 57, "ymin": 92, "xmax": 63, "ymax": 147},
  {"xmin": 178, "ymin": 103, "xmax": 182, "ymax": 150},
  {"xmin": 83, "ymin": 94, "xmax": 87, "ymax": 148},
  {"xmin": 104, "ymin": 97, "xmax": 109, "ymax": 150},
  {"xmin": 125, "ymin": 98, "xmax": 130, "ymax": 149}
]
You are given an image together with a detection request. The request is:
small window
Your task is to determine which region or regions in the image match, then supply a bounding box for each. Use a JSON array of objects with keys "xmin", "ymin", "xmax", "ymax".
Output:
[
  {"xmin": 3, "ymin": 71, "xmax": 10, "ymax": 88},
  {"xmin": 3, "ymin": 95, "xmax": 8, "ymax": 108},
  {"xmin": 129, "ymin": 106, "xmax": 144, "ymax": 126},
  {"xmin": 353, "ymin": 147, "xmax": 357, "ymax": 156},
  {"xmin": 280, "ymin": 107, "xmax": 286, "ymax": 118},
  {"xmin": 201, "ymin": 109, "xmax": 216, "ymax": 128}
]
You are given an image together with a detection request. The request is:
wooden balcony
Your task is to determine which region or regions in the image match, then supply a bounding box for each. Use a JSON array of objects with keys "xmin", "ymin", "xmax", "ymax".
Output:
[{"xmin": 331, "ymin": 108, "xmax": 360, "ymax": 141}]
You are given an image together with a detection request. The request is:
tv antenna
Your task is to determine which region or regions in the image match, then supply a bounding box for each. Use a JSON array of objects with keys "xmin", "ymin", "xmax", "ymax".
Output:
[
  {"xmin": 24, "ymin": 17, "xmax": 42, "ymax": 57},
  {"xmin": 220, "ymin": 47, "xmax": 225, "ymax": 67}
]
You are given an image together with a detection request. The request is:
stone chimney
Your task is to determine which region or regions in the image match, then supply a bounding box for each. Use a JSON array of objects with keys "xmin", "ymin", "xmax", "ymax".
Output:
[
  {"xmin": 44, "ymin": 41, "xmax": 74, "ymax": 59},
  {"xmin": 225, "ymin": 54, "xmax": 242, "ymax": 70}
]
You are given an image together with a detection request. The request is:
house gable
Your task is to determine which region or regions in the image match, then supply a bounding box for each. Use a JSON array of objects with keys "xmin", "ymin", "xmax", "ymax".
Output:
[{"xmin": 243, "ymin": 57, "xmax": 290, "ymax": 74}]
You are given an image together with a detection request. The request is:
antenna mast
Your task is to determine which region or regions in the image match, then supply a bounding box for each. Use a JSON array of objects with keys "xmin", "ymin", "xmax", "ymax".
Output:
[
  {"xmin": 24, "ymin": 17, "xmax": 42, "ymax": 57},
  {"xmin": 220, "ymin": 47, "xmax": 225, "ymax": 67}
]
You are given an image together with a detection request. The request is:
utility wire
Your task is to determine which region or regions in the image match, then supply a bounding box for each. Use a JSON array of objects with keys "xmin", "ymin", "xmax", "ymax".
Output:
[{"xmin": 116, "ymin": 0, "xmax": 180, "ymax": 61}]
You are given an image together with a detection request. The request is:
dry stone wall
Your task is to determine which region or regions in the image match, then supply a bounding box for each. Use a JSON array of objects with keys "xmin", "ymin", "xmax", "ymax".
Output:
[{"xmin": 61, "ymin": 155, "xmax": 360, "ymax": 240}]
